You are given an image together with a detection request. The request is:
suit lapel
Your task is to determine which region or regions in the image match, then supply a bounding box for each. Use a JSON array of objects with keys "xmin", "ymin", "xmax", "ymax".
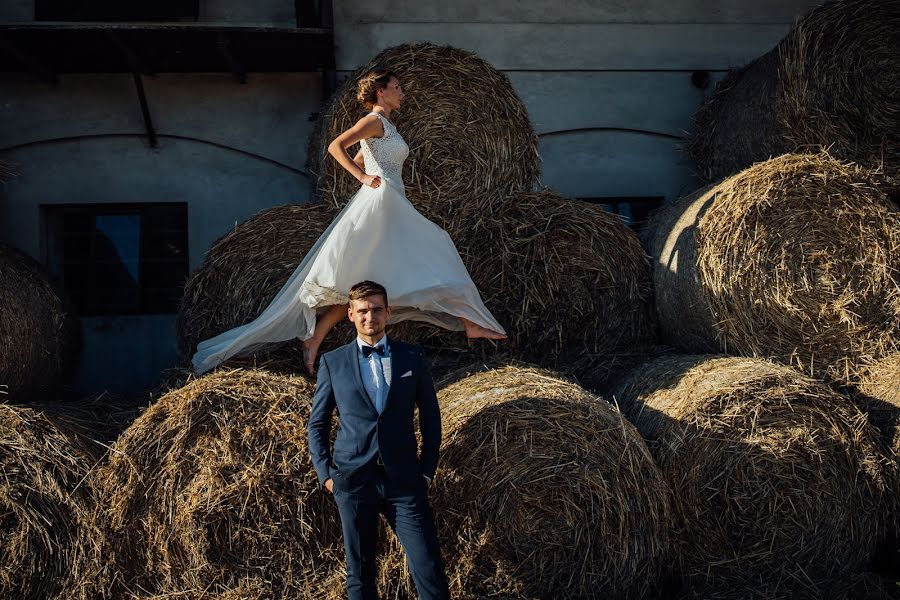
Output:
[
  {"xmin": 383, "ymin": 343, "xmax": 405, "ymax": 412},
  {"xmin": 346, "ymin": 342, "xmax": 377, "ymax": 414}
]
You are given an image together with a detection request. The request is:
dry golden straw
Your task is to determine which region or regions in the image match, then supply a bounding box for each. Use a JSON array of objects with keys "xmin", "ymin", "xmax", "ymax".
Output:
[
  {"xmin": 176, "ymin": 203, "xmax": 351, "ymax": 368},
  {"xmin": 689, "ymin": 0, "xmax": 900, "ymax": 183},
  {"xmin": 612, "ymin": 355, "xmax": 887, "ymax": 588},
  {"xmin": 87, "ymin": 369, "xmax": 343, "ymax": 599},
  {"xmin": 645, "ymin": 153, "xmax": 900, "ymax": 384},
  {"xmin": 0, "ymin": 243, "xmax": 78, "ymax": 399},
  {"xmin": 0, "ymin": 404, "xmax": 101, "ymax": 600},
  {"xmin": 307, "ymin": 42, "xmax": 540, "ymax": 236},
  {"xmin": 392, "ymin": 189, "xmax": 656, "ymax": 385},
  {"xmin": 374, "ymin": 365, "xmax": 671, "ymax": 599}
]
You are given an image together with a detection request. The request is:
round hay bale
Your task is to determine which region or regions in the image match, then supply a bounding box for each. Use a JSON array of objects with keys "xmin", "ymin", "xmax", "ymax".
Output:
[
  {"xmin": 644, "ymin": 153, "xmax": 900, "ymax": 384},
  {"xmin": 390, "ymin": 189, "xmax": 657, "ymax": 383},
  {"xmin": 411, "ymin": 366, "xmax": 670, "ymax": 598},
  {"xmin": 0, "ymin": 404, "xmax": 101, "ymax": 600},
  {"xmin": 689, "ymin": 0, "xmax": 900, "ymax": 183},
  {"xmin": 307, "ymin": 42, "xmax": 540, "ymax": 235},
  {"xmin": 176, "ymin": 203, "xmax": 355, "ymax": 368},
  {"xmin": 611, "ymin": 354, "xmax": 887, "ymax": 586},
  {"xmin": 0, "ymin": 243, "xmax": 79, "ymax": 399},
  {"xmin": 90, "ymin": 369, "xmax": 342, "ymax": 599}
]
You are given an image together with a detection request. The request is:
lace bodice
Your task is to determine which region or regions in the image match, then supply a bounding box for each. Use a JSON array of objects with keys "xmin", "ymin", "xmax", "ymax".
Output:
[{"xmin": 360, "ymin": 111, "xmax": 409, "ymax": 189}]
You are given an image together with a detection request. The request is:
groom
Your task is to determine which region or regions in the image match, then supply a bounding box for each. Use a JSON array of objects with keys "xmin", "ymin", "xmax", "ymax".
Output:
[{"xmin": 307, "ymin": 280, "xmax": 450, "ymax": 600}]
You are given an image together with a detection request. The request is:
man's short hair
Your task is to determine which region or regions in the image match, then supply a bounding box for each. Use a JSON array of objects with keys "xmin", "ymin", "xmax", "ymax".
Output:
[{"xmin": 348, "ymin": 280, "xmax": 388, "ymax": 306}]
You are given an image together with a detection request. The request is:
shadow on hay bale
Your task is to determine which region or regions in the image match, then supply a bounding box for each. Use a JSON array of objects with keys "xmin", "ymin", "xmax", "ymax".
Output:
[
  {"xmin": 0, "ymin": 404, "xmax": 102, "ymax": 600},
  {"xmin": 611, "ymin": 354, "xmax": 887, "ymax": 589},
  {"xmin": 373, "ymin": 365, "xmax": 671, "ymax": 599},
  {"xmin": 307, "ymin": 42, "xmax": 540, "ymax": 235},
  {"xmin": 689, "ymin": 0, "xmax": 900, "ymax": 183},
  {"xmin": 0, "ymin": 243, "xmax": 80, "ymax": 399},
  {"xmin": 176, "ymin": 203, "xmax": 358, "ymax": 369},
  {"xmin": 391, "ymin": 189, "xmax": 657, "ymax": 387},
  {"xmin": 853, "ymin": 353, "xmax": 900, "ymax": 551},
  {"xmin": 87, "ymin": 369, "xmax": 342, "ymax": 599},
  {"xmin": 674, "ymin": 570, "xmax": 899, "ymax": 600},
  {"xmin": 644, "ymin": 153, "xmax": 900, "ymax": 385}
]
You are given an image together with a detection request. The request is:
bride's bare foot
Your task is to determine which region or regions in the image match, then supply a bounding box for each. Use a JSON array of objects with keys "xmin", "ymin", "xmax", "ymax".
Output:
[
  {"xmin": 462, "ymin": 319, "xmax": 507, "ymax": 340},
  {"xmin": 301, "ymin": 337, "xmax": 323, "ymax": 375}
]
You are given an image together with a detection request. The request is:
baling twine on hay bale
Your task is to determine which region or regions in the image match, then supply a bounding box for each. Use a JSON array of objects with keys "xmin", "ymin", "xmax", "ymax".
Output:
[
  {"xmin": 0, "ymin": 243, "xmax": 79, "ymax": 399},
  {"xmin": 644, "ymin": 153, "xmax": 900, "ymax": 384},
  {"xmin": 86, "ymin": 369, "xmax": 342, "ymax": 599},
  {"xmin": 307, "ymin": 42, "xmax": 540, "ymax": 236},
  {"xmin": 612, "ymin": 354, "xmax": 887, "ymax": 587},
  {"xmin": 392, "ymin": 189, "xmax": 657, "ymax": 384},
  {"xmin": 373, "ymin": 365, "xmax": 671, "ymax": 599},
  {"xmin": 689, "ymin": 0, "xmax": 900, "ymax": 183},
  {"xmin": 0, "ymin": 404, "xmax": 101, "ymax": 600},
  {"xmin": 176, "ymin": 203, "xmax": 356, "ymax": 369}
]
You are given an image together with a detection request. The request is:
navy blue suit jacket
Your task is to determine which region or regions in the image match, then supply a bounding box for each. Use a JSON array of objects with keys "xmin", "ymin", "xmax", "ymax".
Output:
[{"xmin": 307, "ymin": 339, "xmax": 441, "ymax": 490}]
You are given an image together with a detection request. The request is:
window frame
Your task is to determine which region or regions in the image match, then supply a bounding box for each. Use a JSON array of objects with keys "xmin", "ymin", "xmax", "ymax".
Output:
[{"xmin": 43, "ymin": 202, "xmax": 189, "ymax": 316}]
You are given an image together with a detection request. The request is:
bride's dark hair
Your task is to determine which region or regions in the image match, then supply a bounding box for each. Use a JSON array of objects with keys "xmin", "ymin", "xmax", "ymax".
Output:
[{"xmin": 356, "ymin": 68, "xmax": 398, "ymax": 108}]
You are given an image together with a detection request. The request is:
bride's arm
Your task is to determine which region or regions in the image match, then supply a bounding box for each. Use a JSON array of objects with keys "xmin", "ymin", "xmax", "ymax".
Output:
[{"xmin": 327, "ymin": 115, "xmax": 384, "ymax": 188}]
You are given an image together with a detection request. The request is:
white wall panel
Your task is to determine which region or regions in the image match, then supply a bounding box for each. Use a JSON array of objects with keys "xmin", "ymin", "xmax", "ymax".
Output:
[
  {"xmin": 507, "ymin": 71, "xmax": 726, "ymax": 137},
  {"xmin": 537, "ymin": 129, "xmax": 699, "ymax": 201}
]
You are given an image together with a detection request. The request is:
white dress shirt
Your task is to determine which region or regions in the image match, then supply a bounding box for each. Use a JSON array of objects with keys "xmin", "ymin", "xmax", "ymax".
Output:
[{"xmin": 356, "ymin": 335, "xmax": 391, "ymax": 412}]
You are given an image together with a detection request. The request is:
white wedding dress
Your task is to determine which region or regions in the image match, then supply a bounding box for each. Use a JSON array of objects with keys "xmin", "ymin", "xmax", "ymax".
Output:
[{"xmin": 192, "ymin": 111, "xmax": 505, "ymax": 374}]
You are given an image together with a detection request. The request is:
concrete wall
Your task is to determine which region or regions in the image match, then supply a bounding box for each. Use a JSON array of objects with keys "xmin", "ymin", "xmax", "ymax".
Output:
[
  {"xmin": 0, "ymin": 0, "xmax": 299, "ymax": 26},
  {"xmin": 333, "ymin": 0, "xmax": 823, "ymax": 205},
  {"xmin": 0, "ymin": 72, "xmax": 321, "ymax": 393}
]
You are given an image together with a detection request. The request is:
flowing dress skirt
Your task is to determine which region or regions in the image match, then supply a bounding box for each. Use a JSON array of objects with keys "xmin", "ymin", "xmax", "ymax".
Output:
[{"xmin": 191, "ymin": 179, "xmax": 504, "ymax": 374}]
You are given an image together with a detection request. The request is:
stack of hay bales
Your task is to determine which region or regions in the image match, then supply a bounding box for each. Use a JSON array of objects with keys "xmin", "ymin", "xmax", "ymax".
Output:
[
  {"xmin": 305, "ymin": 44, "xmax": 655, "ymax": 380},
  {"xmin": 644, "ymin": 152, "xmax": 900, "ymax": 384},
  {"xmin": 612, "ymin": 355, "xmax": 887, "ymax": 592},
  {"xmin": 365, "ymin": 366, "xmax": 672, "ymax": 599},
  {"xmin": 86, "ymin": 369, "xmax": 343, "ymax": 599},
  {"xmin": 0, "ymin": 243, "xmax": 79, "ymax": 399},
  {"xmin": 689, "ymin": 0, "xmax": 900, "ymax": 183},
  {"xmin": 184, "ymin": 43, "xmax": 656, "ymax": 384},
  {"xmin": 0, "ymin": 404, "xmax": 101, "ymax": 600}
]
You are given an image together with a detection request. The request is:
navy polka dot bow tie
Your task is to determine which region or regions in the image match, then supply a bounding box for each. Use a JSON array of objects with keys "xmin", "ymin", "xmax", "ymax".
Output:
[{"xmin": 362, "ymin": 345, "xmax": 386, "ymax": 357}]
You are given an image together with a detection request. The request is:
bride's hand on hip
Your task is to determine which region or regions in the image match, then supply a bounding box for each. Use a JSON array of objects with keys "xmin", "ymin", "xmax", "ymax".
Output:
[{"xmin": 360, "ymin": 173, "xmax": 382, "ymax": 189}]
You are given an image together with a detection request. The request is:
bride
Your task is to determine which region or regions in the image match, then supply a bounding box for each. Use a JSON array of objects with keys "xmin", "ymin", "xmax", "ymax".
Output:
[{"xmin": 192, "ymin": 68, "xmax": 505, "ymax": 375}]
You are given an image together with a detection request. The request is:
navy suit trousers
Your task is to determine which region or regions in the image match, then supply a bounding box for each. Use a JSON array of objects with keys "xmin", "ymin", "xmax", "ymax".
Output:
[{"xmin": 332, "ymin": 465, "xmax": 449, "ymax": 600}]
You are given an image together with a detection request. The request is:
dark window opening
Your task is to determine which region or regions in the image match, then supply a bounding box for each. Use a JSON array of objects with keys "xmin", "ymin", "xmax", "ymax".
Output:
[
  {"xmin": 44, "ymin": 203, "xmax": 188, "ymax": 316},
  {"xmin": 578, "ymin": 196, "xmax": 664, "ymax": 234},
  {"xmin": 35, "ymin": 0, "xmax": 199, "ymax": 22}
]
